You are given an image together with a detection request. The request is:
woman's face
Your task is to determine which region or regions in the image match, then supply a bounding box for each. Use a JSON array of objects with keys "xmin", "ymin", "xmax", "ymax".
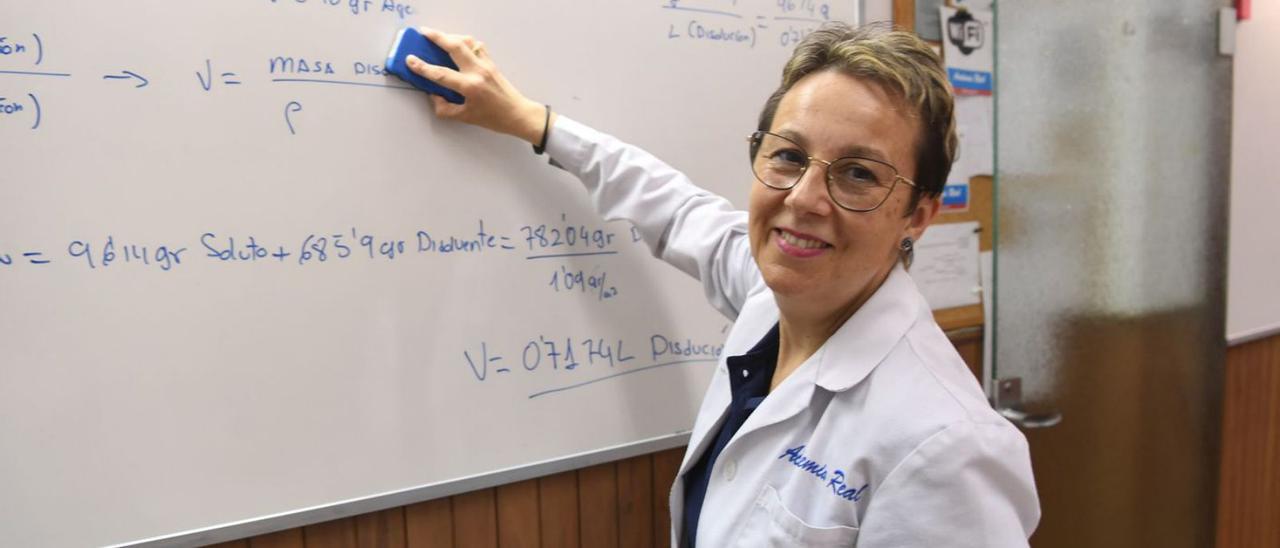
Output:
[{"xmin": 748, "ymin": 69, "xmax": 936, "ymax": 314}]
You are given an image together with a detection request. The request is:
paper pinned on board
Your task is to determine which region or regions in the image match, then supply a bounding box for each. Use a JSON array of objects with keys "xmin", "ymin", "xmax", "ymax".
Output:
[
  {"xmin": 911, "ymin": 221, "xmax": 982, "ymax": 310},
  {"xmin": 952, "ymin": 94, "xmax": 994, "ymax": 182}
]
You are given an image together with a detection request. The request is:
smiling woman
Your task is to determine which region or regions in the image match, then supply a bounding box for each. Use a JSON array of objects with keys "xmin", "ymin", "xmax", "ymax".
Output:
[
  {"xmin": 406, "ymin": 22, "xmax": 1039, "ymax": 547},
  {"xmin": 747, "ymin": 71, "xmax": 932, "ymax": 385}
]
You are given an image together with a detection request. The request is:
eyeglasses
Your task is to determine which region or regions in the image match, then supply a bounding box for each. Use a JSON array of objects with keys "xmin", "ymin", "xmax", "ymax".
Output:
[{"xmin": 748, "ymin": 131, "xmax": 917, "ymax": 212}]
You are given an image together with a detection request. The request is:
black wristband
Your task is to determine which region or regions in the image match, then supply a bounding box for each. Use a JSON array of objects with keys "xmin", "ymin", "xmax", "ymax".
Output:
[{"xmin": 532, "ymin": 104, "xmax": 551, "ymax": 155}]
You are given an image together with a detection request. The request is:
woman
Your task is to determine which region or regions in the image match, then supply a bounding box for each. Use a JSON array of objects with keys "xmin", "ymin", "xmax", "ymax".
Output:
[{"xmin": 407, "ymin": 22, "xmax": 1039, "ymax": 547}]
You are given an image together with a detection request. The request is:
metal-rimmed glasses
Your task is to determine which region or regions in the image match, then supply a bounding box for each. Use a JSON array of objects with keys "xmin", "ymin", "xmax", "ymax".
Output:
[{"xmin": 748, "ymin": 131, "xmax": 917, "ymax": 212}]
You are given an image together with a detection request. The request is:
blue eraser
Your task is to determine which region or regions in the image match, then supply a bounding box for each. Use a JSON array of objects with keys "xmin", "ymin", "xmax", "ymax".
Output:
[{"xmin": 386, "ymin": 27, "xmax": 465, "ymax": 104}]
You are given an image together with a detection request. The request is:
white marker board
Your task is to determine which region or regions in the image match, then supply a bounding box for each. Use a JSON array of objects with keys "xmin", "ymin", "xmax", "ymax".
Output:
[{"xmin": 0, "ymin": 1, "xmax": 857, "ymax": 545}]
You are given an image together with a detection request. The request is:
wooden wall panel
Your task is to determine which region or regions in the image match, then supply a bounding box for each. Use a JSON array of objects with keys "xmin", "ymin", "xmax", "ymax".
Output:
[
  {"xmin": 355, "ymin": 508, "xmax": 406, "ymax": 548},
  {"xmin": 1216, "ymin": 333, "xmax": 1280, "ymax": 548},
  {"xmin": 247, "ymin": 528, "xmax": 304, "ymax": 548},
  {"xmin": 303, "ymin": 518, "xmax": 357, "ymax": 548},
  {"xmin": 495, "ymin": 480, "xmax": 539, "ymax": 548},
  {"xmin": 892, "ymin": 0, "xmax": 915, "ymax": 32},
  {"xmin": 616, "ymin": 455, "xmax": 654, "ymax": 548},
  {"xmin": 651, "ymin": 448, "xmax": 683, "ymax": 548},
  {"xmin": 537, "ymin": 470, "xmax": 579, "ymax": 548},
  {"xmin": 405, "ymin": 497, "xmax": 453, "ymax": 547},
  {"xmin": 577, "ymin": 462, "xmax": 620, "ymax": 548},
  {"xmin": 451, "ymin": 489, "xmax": 498, "ymax": 548}
]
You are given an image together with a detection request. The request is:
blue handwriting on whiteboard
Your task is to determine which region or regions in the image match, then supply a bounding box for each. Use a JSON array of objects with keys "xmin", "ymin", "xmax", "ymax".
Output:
[
  {"xmin": 461, "ymin": 334, "xmax": 725, "ymax": 398},
  {"xmin": 0, "ymin": 93, "xmax": 42, "ymax": 130},
  {"xmin": 268, "ymin": 0, "xmax": 415, "ymax": 19},
  {"xmin": 69, "ymin": 236, "xmax": 187, "ymax": 271},
  {"xmin": 521, "ymin": 214, "xmax": 618, "ymax": 257},
  {"xmin": 650, "ymin": 334, "xmax": 724, "ymax": 361},
  {"xmin": 0, "ymin": 33, "xmax": 44, "ymax": 65},
  {"xmin": 548, "ymin": 264, "xmax": 618, "ymax": 300}
]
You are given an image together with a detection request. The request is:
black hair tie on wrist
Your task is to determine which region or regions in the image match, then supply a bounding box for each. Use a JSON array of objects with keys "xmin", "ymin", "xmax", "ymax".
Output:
[{"xmin": 532, "ymin": 104, "xmax": 551, "ymax": 155}]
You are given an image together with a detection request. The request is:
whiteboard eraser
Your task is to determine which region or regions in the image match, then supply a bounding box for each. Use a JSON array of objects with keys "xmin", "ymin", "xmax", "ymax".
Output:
[{"xmin": 385, "ymin": 27, "xmax": 465, "ymax": 104}]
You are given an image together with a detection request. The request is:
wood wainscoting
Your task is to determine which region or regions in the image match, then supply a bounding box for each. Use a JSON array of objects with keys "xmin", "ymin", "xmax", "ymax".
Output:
[
  {"xmin": 207, "ymin": 447, "xmax": 685, "ymax": 548},
  {"xmin": 1216, "ymin": 333, "xmax": 1280, "ymax": 548}
]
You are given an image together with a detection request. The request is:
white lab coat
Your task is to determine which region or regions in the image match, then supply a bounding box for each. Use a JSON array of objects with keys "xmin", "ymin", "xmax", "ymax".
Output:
[{"xmin": 547, "ymin": 116, "xmax": 1040, "ymax": 547}]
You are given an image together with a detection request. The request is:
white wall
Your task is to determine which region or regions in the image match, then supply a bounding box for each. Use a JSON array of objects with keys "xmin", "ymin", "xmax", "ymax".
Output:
[
  {"xmin": 1227, "ymin": 4, "xmax": 1280, "ymax": 343},
  {"xmin": 864, "ymin": 0, "xmax": 892, "ymax": 24}
]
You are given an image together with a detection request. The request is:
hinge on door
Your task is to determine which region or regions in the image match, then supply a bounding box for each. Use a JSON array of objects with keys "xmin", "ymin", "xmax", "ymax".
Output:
[{"xmin": 1219, "ymin": 7, "xmax": 1237, "ymax": 56}]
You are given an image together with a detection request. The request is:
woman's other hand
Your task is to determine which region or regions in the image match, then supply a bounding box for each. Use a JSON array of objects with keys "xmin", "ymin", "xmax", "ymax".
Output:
[{"xmin": 405, "ymin": 27, "xmax": 550, "ymax": 146}]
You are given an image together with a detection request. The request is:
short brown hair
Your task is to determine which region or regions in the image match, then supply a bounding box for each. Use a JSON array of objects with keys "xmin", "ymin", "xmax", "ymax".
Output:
[{"xmin": 755, "ymin": 22, "xmax": 957, "ymax": 207}]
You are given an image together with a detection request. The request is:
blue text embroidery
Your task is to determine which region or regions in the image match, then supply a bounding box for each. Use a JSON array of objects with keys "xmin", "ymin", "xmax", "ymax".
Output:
[{"xmin": 778, "ymin": 445, "xmax": 869, "ymax": 502}]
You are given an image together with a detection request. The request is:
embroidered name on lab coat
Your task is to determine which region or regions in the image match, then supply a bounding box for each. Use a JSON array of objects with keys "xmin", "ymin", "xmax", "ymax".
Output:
[{"xmin": 779, "ymin": 445, "xmax": 869, "ymax": 502}]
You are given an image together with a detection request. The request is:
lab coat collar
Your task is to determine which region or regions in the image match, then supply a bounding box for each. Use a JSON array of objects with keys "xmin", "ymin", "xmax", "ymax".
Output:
[
  {"xmin": 677, "ymin": 314, "xmax": 781, "ymax": 478},
  {"xmin": 680, "ymin": 380, "xmax": 731, "ymax": 478},
  {"xmin": 813, "ymin": 263, "xmax": 924, "ymax": 393},
  {"xmin": 677, "ymin": 265, "xmax": 922, "ymax": 476}
]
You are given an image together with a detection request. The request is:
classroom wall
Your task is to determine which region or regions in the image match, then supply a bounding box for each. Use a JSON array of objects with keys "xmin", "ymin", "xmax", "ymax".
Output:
[
  {"xmin": 1215, "ymin": 7, "xmax": 1280, "ymax": 545},
  {"xmin": 1227, "ymin": 0, "xmax": 1280, "ymax": 342}
]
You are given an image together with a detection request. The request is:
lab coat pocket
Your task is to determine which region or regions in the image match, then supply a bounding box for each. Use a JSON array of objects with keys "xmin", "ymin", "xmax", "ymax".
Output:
[{"xmin": 735, "ymin": 484, "xmax": 859, "ymax": 547}]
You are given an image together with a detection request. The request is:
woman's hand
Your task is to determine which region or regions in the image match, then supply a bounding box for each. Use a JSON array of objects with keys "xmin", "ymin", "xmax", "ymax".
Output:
[{"xmin": 405, "ymin": 27, "xmax": 551, "ymax": 146}]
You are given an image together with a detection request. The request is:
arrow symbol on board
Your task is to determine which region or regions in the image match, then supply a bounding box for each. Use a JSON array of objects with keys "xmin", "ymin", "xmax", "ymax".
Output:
[{"xmin": 102, "ymin": 70, "xmax": 149, "ymax": 88}]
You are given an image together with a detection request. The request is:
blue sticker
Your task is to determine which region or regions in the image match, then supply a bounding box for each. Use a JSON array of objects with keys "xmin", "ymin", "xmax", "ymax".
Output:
[
  {"xmin": 941, "ymin": 183, "xmax": 969, "ymax": 211},
  {"xmin": 947, "ymin": 67, "xmax": 993, "ymax": 93}
]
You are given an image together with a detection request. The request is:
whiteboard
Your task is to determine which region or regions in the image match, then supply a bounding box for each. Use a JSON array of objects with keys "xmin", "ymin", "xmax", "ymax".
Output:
[
  {"xmin": 1227, "ymin": 0, "xmax": 1280, "ymax": 345},
  {"xmin": 0, "ymin": 1, "xmax": 857, "ymax": 546}
]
